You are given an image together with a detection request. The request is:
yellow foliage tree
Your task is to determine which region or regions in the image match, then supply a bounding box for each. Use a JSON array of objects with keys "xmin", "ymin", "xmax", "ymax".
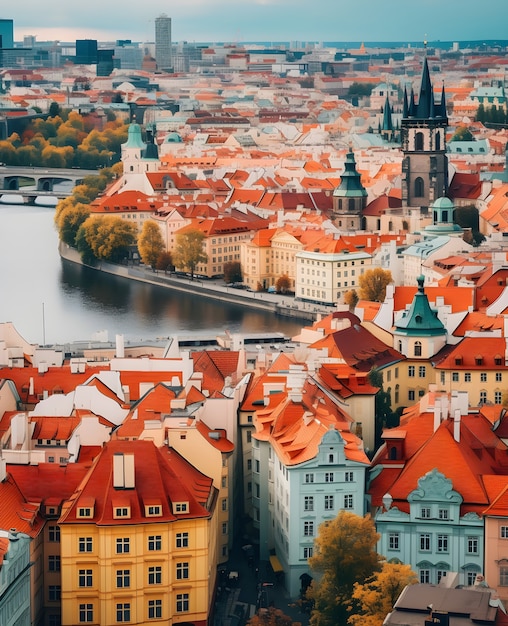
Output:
[
  {"xmin": 80, "ymin": 216, "xmax": 137, "ymax": 263},
  {"xmin": 358, "ymin": 268, "xmax": 392, "ymax": 302},
  {"xmin": 173, "ymin": 228, "xmax": 208, "ymax": 279},
  {"xmin": 348, "ymin": 562, "xmax": 418, "ymax": 626},
  {"xmin": 138, "ymin": 221, "xmax": 165, "ymax": 268}
]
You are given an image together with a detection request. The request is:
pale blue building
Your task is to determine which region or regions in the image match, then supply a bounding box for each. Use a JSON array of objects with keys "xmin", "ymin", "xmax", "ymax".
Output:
[{"xmin": 0, "ymin": 529, "xmax": 31, "ymax": 626}]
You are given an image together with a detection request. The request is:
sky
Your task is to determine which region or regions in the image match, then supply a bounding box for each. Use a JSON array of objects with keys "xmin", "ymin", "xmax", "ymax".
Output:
[{"xmin": 8, "ymin": 1, "xmax": 508, "ymax": 45}]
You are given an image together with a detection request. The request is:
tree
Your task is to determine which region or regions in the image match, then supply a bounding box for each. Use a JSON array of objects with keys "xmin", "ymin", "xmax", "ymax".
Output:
[
  {"xmin": 308, "ymin": 512, "xmax": 381, "ymax": 626},
  {"xmin": 348, "ymin": 562, "xmax": 418, "ymax": 626},
  {"xmin": 344, "ymin": 289, "xmax": 359, "ymax": 311},
  {"xmin": 247, "ymin": 607, "xmax": 302, "ymax": 626},
  {"xmin": 368, "ymin": 367, "xmax": 395, "ymax": 449},
  {"xmin": 348, "ymin": 82, "xmax": 375, "ymax": 97},
  {"xmin": 48, "ymin": 101, "xmax": 61, "ymax": 118},
  {"xmin": 276, "ymin": 274, "xmax": 291, "ymax": 294},
  {"xmin": 56, "ymin": 202, "xmax": 91, "ymax": 247},
  {"xmin": 155, "ymin": 251, "xmax": 174, "ymax": 273},
  {"xmin": 172, "ymin": 229, "xmax": 208, "ymax": 279},
  {"xmin": 454, "ymin": 204, "xmax": 486, "ymax": 246},
  {"xmin": 224, "ymin": 261, "xmax": 243, "ymax": 284},
  {"xmin": 450, "ymin": 125, "xmax": 474, "ymax": 142},
  {"xmin": 80, "ymin": 216, "xmax": 137, "ymax": 263},
  {"xmin": 358, "ymin": 268, "xmax": 392, "ymax": 302},
  {"xmin": 138, "ymin": 221, "xmax": 165, "ymax": 268}
]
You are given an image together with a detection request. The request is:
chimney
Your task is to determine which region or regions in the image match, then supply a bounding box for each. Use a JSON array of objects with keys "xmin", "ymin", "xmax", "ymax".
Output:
[
  {"xmin": 450, "ymin": 390, "xmax": 468, "ymax": 416},
  {"xmin": 0, "ymin": 454, "xmax": 6, "ymax": 482},
  {"xmin": 433, "ymin": 397, "xmax": 442, "ymax": 432},
  {"xmin": 453, "ymin": 409, "xmax": 461, "ymax": 443},
  {"xmin": 113, "ymin": 452, "xmax": 135, "ymax": 489},
  {"xmin": 116, "ymin": 334, "xmax": 125, "ymax": 358}
]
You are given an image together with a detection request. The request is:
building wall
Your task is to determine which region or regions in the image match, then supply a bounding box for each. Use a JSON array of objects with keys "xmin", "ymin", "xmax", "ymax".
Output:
[{"xmin": 0, "ymin": 530, "xmax": 31, "ymax": 626}]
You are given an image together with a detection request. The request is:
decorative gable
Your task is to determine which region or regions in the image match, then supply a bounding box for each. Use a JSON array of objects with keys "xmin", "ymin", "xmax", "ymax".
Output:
[{"xmin": 408, "ymin": 469, "xmax": 462, "ymax": 522}]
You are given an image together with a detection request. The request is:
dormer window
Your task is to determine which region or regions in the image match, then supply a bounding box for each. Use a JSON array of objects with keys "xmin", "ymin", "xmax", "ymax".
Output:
[
  {"xmin": 173, "ymin": 502, "xmax": 189, "ymax": 514},
  {"xmin": 455, "ymin": 356, "xmax": 463, "ymax": 365},
  {"xmin": 114, "ymin": 507, "xmax": 130, "ymax": 519},
  {"xmin": 78, "ymin": 507, "xmax": 92, "ymax": 518},
  {"xmin": 77, "ymin": 498, "xmax": 95, "ymax": 518},
  {"xmin": 475, "ymin": 356, "xmax": 483, "ymax": 366},
  {"xmin": 145, "ymin": 504, "xmax": 162, "ymax": 517}
]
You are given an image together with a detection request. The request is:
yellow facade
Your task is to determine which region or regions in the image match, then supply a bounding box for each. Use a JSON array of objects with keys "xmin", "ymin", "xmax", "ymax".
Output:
[{"xmin": 60, "ymin": 517, "xmax": 213, "ymax": 626}]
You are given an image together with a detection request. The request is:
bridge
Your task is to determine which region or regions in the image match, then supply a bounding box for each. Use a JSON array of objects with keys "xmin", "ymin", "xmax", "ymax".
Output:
[{"xmin": 0, "ymin": 166, "xmax": 100, "ymax": 204}]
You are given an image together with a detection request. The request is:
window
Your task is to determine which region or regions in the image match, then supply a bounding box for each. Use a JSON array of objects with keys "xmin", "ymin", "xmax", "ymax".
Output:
[
  {"xmin": 116, "ymin": 538, "xmax": 130, "ymax": 554},
  {"xmin": 501, "ymin": 526, "xmax": 508, "ymax": 538},
  {"xmin": 467, "ymin": 537, "xmax": 479, "ymax": 554},
  {"xmin": 303, "ymin": 547, "xmax": 313, "ymax": 558},
  {"xmin": 148, "ymin": 599, "xmax": 162, "ymax": 619},
  {"xmin": 419, "ymin": 569, "xmax": 430, "ymax": 584},
  {"xmin": 452, "ymin": 372, "xmax": 459, "ymax": 382},
  {"xmin": 148, "ymin": 535, "xmax": 161, "ymax": 551},
  {"xmin": 115, "ymin": 507, "xmax": 129, "ymax": 518},
  {"xmin": 176, "ymin": 532, "xmax": 189, "ymax": 548},
  {"xmin": 501, "ymin": 567, "xmax": 508, "ymax": 586},
  {"xmin": 420, "ymin": 507, "xmax": 431, "ymax": 518},
  {"xmin": 496, "ymin": 372, "xmax": 503, "ymax": 382},
  {"xmin": 176, "ymin": 593, "xmax": 189, "ymax": 613},
  {"xmin": 437, "ymin": 569, "xmax": 448, "ymax": 583},
  {"xmin": 408, "ymin": 365, "xmax": 415, "ymax": 377},
  {"xmin": 408, "ymin": 390, "xmax": 415, "ymax": 401},
  {"xmin": 222, "ymin": 522, "xmax": 228, "ymax": 535},
  {"xmin": 419, "ymin": 365, "xmax": 426, "ymax": 378},
  {"xmin": 325, "ymin": 472, "xmax": 334, "ymax": 483},
  {"xmin": 176, "ymin": 562, "xmax": 189, "ymax": 580},
  {"xmin": 420, "ymin": 534, "xmax": 431, "ymax": 551},
  {"xmin": 148, "ymin": 566, "xmax": 162, "ymax": 585},
  {"xmin": 305, "ymin": 473, "xmax": 314, "ymax": 483},
  {"xmin": 438, "ymin": 508, "xmax": 449, "ymax": 520},
  {"xmin": 49, "ymin": 586, "xmax": 61, "ymax": 601},
  {"xmin": 480, "ymin": 391, "xmax": 487, "ymax": 404},
  {"xmin": 344, "ymin": 494, "xmax": 353, "ymax": 509},
  {"xmin": 496, "ymin": 391, "xmax": 503, "ymax": 404},
  {"xmin": 175, "ymin": 502, "xmax": 188, "ymax": 513},
  {"xmin": 221, "ymin": 499, "xmax": 227, "ymax": 511},
  {"xmin": 437, "ymin": 535, "xmax": 448, "ymax": 552},
  {"xmin": 78, "ymin": 507, "xmax": 92, "ymax": 518},
  {"xmin": 116, "ymin": 603, "xmax": 131, "ymax": 622},
  {"xmin": 304, "ymin": 521, "xmax": 314, "ymax": 536},
  {"xmin": 467, "ymin": 572, "xmax": 477, "ymax": 586},
  {"xmin": 415, "ymin": 177, "xmax": 424, "ymax": 197},
  {"xmin": 481, "ymin": 373, "xmax": 487, "ymax": 383},
  {"xmin": 304, "ymin": 496, "xmax": 314, "ymax": 511},
  {"xmin": 389, "ymin": 533, "xmax": 399, "ymax": 550},
  {"xmin": 79, "ymin": 603, "xmax": 93, "ymax": 623},
  {"xmin": 79, "ymin": 569, "xmax": 93, "ymax": 587},
  {"xmin": 255, "ymin": 460, "xmax": 260, "ymax": 473},
  {"xmin": 465, "ymin": 373, "xmax": 471, "ymax": 382},
  {"xmin": 48, "ymin": 526, "xmax": 60, "ymax": 542},
  {"xmin": 345, "ymin": 471, "xmax": 353, "ymax": 482},
  {"xmin": 325, "ymin": 495, "xmax": 334, "ymax": 510},
  {"xmin": 116, "ymin": 569, "xmax": 130, "ymax": 588},
  {"xmin": 49, "ymin": 555, "xmax": 61, "ymax": 572},
  {"xmin": 79, "ymin": 537, "xmax": 93, "ymax": 553},
  {"xmin": 415, "ymin": 342, "xmax": 422, "ymax": 357},
  {"xmin": 147, "ymin": 505, "xmax": 161, "ymax": 517}
]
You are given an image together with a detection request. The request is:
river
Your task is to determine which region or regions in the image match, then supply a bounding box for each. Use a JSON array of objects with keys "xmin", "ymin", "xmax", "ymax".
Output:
[{"xmin": 0, "ymin": 203, "xmax": 304, "ymax": 346}]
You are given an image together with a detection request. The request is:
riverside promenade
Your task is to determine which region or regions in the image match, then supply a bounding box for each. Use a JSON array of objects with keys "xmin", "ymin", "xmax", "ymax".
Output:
[{"xmin": 59, "ymin": 242, "xmax": 337, "ymax": 324}]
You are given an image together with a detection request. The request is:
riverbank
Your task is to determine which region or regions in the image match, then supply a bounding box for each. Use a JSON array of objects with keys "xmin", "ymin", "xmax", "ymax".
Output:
[{"xmin": 59, "ymin": 242, "xmax": 337, "ymax": 324}]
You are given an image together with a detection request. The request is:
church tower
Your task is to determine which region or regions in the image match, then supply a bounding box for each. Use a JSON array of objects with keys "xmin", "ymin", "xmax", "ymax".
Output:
[
  {"xmin": 401, "ymin": 58, "xmax": 448, "ymax": 209},
  {"xmin": 332, "ymin": 148, "xmax": 368, "ymax": 231}
]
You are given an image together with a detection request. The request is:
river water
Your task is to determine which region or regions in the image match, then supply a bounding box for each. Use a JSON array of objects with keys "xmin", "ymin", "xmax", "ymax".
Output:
[{"xmin": 0, "ymin": 203, "xmax": 303, "ymax": 346}]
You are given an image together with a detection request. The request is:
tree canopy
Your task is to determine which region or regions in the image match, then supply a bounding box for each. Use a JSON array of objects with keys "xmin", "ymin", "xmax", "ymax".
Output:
[
  {"xmin": 172, "ymin": 229, "xmax": 208, "ymax": 279},
  {"xmin": 77, "ymin": 216, "xmax": 137, "ymax": 263},
  {"xmin": 348, "ymin": 562, "xmax": 418, "ymax": 626},
  {"xmin": 358, "ymin": 268, "xmax": 392, "ymax": 302},
  {"xmin": 276, "ymin": 274, "xmax": 291, "ymax": 294},
  {"xmin": 307, "ymin": 512, "xmax": 381, "ymax": 626},
  {"xmin": 223, "ymin": 261, "xmax": 243, "ymax": 284},
  {"xmin": 450, "ymin": 125, "xmax": 474, "ymax": 142},
  {"xmin": 138, "ymin": 221, "xmax": 165, "ymax": 268}
]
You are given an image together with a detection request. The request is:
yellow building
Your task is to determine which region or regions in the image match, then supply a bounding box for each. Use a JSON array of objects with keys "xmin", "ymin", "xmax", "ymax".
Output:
[{"xmin": 59, "ymin": 440, "xmax": 217, "ymax": 626}]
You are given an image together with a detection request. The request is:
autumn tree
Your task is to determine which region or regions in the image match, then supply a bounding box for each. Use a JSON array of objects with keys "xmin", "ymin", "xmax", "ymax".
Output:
[
  {"xmin": 138, "ymin": 221, "xmax": 165, "ymax": 268},
  {"xmin": 450, "ymin": 125, "xmax": 474, "ymax": 142},
  {"xmin": 344, "ymin": 289, "xmax": 359, "ymax": 311},
  {"xmin": 155, "ymin": 251, "xmax": 174, "ymax": 273},
  {"xmin": 173, "ymin": 229, "xmax": 208, "ymax": 279},
  {"xmin": 247, "ymin": 607, "xmax": 302, "ymax": 626},
  {"xmin": 78, "ymin": 216, "xmax": 137, "ymax": 263},
  {"xmin": 276, "ymin": 274, "xmax": 291, "ymax": 294},
  {"xmin": 358, "ymin": 268, "xmax": 392, "ymax": 302},
  {"xmin": 307, "ymin": 512, "xmax": 381, "ymax": 626},
  {"xmin": 348, "ymin": 562, "xmax": 418, "ymax": 626},
  {"xmin": 56, "ymin": 202, "xmax": 91, "ymax": 247},
  {"xmin": 223, "ymin": 261, "xmax": 243, "ymax": 284}
]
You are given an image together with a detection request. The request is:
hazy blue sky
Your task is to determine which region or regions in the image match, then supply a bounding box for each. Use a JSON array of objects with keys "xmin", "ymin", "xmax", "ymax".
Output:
[{"xmin": 9, "ymin": 1, "xmax": 508, "ymax": 44}]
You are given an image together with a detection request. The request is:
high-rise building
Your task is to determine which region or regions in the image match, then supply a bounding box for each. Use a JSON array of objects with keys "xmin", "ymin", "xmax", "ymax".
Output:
[
  {"xmin": 155, "ymin": 14, "xmax": 172, "ymax": 71},
  {"xmin": 0, "ymin": 19, "xmax": 14, "ymax": 49}
]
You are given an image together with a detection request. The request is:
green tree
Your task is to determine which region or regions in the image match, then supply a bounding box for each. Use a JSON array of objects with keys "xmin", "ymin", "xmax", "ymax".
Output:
[
  {"xmin": 308, "ymin": 512, "xmax": 381, "ymax": 626},
  {"xmin": 368, "ymin": 367, "xmax": 394, "ymax": 451},
  {"xmin": 80, "ymin": 216, "xmax": 137, "ymax": 263},
  {"xmin": 173, "ymin": 229, "xmax": 208, "ymax": 279},
  {"xmin": 48, "ymin": 101, "xmax": 61, "ymax": 118},
  {"xmin": 348, "ymin": 562, "xmax": 418, "ymax": 626},
  {"xmin": 454, "ymin": 204, "xmax": 485, "ymax": 246},
  {"xmin": 358, "ymin": 268, "xmax": 392, "ymax": 302},
  {"xmin": 348, "ymin": 82, "xmax": 375, "ymax": 97},
  {"xmin": 138, "ymin": 221, "xmax": 165, "ymax": 268},
  {"xmin": 276, "ymin": 274, "xmax": 291, "ymax": 293},
  {"xmin": 224, "ymin": 261, "xmax": 243, "ymax": 284}
]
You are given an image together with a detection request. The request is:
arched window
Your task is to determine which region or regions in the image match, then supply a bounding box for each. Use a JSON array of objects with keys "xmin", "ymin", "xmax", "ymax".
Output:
[
  {"xmin": 348, "ymin": 198, "xmax": 355, "ymax": 212},
  {"xmin": 415, "ymin": 177, "xmax": 424, "ymax": 197},
  {"xmin": 398, "ymin": 340, "xmax": 402, "ymax": 352},
  {"xmin": 395, "ymin": 384, "xmax": 400, "ymax": 404},
  {"xmin": 415, "ymin": 132, "xmax": 424, "ymax": 150},
  {"xmin": 435, "ymin": 132, "xmax": 441, "ymax": 151},
  {"xmin": 414, "ymin": 341, "xmax": 422, "ymax": 357}
]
